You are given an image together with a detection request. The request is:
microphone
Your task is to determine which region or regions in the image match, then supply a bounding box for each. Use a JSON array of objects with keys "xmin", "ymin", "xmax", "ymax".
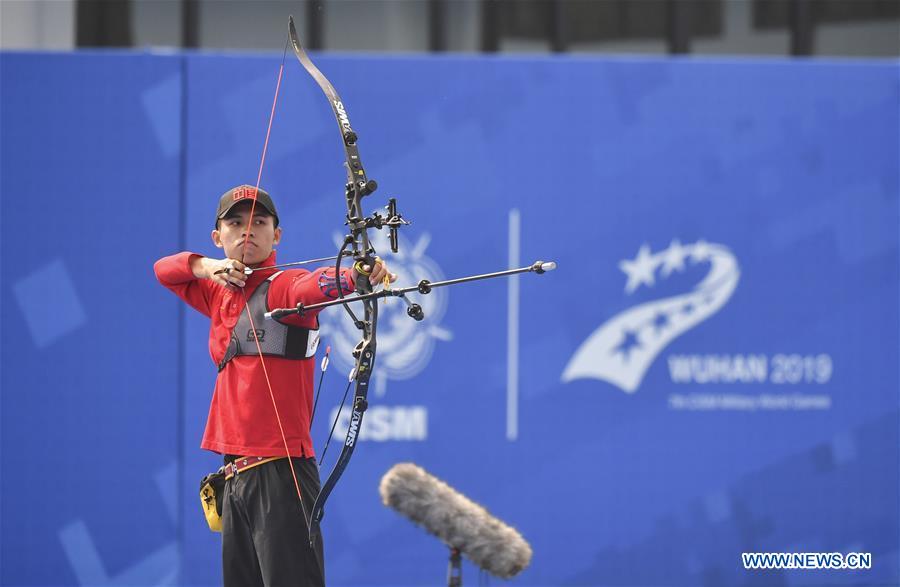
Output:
[{"xmin": 379, "ymin": 463, "xmax": 533, "ymax": 579}]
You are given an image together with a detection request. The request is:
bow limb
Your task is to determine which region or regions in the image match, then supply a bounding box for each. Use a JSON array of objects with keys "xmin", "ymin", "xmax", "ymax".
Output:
[{"xmin": 307, "ymin": 292, "xmax": 377, "ymax": 545}]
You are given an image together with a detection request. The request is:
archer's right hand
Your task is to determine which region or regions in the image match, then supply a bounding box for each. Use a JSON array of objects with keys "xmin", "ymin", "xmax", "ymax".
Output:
[{"xmin": 192, "ymin": 256, "xmax": 248, "ymax": 289}]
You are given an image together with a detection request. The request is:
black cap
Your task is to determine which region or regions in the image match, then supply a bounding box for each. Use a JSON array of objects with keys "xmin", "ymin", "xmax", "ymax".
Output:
[{"xmin": 216, "ymin": 185, "xmax": 279, "ymax": 227}]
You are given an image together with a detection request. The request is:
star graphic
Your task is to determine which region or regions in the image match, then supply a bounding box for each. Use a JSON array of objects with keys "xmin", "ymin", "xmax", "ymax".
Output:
[
  {"xmin": 652, "ymin": 311, "xmax": 670, "ymax": 332},
  {"xmin": 619, "ymin": 244, "xmax": 657, "ymax": 293},
  {"xmin": 682, "ymin": 302, "xmax": 694, "ymax": 315},
  {"xmin": 689, "ymin": 239, "xmax": 713, "ymax": 263},
  {"xmin": 660, "ymin": 239, "xmax": 687, "ymax": 276},
  {"xmin": 613, "ymin": 329, "xmax": 642, "ymax": 360}
]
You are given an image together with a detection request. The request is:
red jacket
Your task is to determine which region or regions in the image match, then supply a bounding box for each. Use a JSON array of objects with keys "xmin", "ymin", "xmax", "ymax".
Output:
[{"xmin": 154, "ymin": 250, "xmax": 355, "ymax": 457}]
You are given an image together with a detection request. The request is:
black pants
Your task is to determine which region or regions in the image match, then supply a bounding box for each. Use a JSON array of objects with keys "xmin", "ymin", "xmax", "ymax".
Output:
[{"xmin": 222, "ymin": 457, "xmax": 325, "ymax": 587}]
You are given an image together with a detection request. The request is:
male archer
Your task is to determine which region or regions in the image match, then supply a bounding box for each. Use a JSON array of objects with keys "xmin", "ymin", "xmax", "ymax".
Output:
[{"xmin": 154, "ymin": 185, "xmax": 396, "ymax": 587}]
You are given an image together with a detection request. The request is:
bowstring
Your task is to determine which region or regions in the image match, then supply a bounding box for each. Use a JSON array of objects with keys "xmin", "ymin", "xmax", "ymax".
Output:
[{"xmin": 237, "ymin": 36, "xmax": 311, "ymax": 525}]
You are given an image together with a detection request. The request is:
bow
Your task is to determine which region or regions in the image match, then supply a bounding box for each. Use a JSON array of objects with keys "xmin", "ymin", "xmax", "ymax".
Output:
[
  {"xmin": 285, "ymin": 15, "xmax": 399, "ymax": 546},
  {"xmin": 248, "ymin": 16, "xmax": 556, "ymax": 550}
]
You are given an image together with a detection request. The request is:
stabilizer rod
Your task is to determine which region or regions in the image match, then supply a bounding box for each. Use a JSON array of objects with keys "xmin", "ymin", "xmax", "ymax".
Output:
[{"xmin": 264, "ymin": 260, "xmax": 557, "ymax": 320}]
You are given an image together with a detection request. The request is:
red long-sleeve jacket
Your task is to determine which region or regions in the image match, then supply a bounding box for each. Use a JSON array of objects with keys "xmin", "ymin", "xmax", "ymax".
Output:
[{"xmin": 154, "ymin": 250, "xmax": 354, "ymax": 457}]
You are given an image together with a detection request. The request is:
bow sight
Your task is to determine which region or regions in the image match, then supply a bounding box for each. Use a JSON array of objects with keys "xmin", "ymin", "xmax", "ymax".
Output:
[{"xmin": 351, "ymin": 197, "xmax": 410, "ymax": 255}]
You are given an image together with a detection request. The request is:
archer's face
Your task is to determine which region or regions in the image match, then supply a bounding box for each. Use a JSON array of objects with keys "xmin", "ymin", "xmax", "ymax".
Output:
[{"xmin": 211, "ymin": 201, "xmax": 282, "ymax": 266}]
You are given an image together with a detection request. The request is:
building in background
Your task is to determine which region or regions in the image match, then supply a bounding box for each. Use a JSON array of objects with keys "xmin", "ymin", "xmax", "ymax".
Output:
[{"xmin": 2, "ymin": 0, "xmax": 898, "ymax": 58}]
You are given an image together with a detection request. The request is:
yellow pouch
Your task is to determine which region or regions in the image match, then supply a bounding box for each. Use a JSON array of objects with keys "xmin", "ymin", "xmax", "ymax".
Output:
[{"xmin": 199, "ymin": 469, "xmax": 226, "ymax": 533}]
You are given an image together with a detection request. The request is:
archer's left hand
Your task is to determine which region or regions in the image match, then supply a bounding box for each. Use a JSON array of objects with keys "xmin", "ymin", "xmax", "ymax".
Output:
[{"xmin": 356, "ymin": 257, "xmax": 398, "ymax": 286}]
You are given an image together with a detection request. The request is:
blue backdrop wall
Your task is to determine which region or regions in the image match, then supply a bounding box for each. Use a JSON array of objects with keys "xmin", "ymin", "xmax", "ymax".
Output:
[{"xmin": 1, "ymin": 50, "xmax": 897, "ymax": 587}]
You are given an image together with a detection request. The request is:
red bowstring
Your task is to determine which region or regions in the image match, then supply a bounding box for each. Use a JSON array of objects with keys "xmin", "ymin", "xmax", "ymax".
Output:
[{"xmin": 238, "ymin": 53, "xmax": 307, "ymax": 515}]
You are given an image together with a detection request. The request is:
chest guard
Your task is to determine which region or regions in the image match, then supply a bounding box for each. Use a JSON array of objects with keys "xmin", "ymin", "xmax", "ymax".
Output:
[{"xmin": 218, "ymin": 272, "xmax": 320, "ymax": 371}]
